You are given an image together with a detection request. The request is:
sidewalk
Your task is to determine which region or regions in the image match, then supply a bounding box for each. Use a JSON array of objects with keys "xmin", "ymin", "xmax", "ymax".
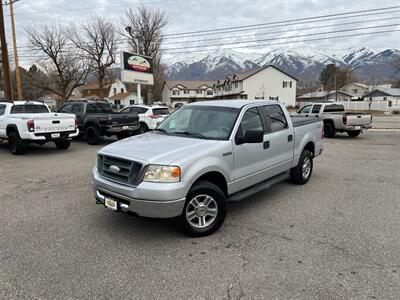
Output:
[{"xmin": 372, "ymin": 116, "xmax": 400, "ymax": 129}]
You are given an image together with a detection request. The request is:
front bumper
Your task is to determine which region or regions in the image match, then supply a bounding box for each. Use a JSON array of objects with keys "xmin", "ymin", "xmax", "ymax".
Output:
[{"xmin": 92, "ymin": 168, "xmax": 187, "ymax": 218}]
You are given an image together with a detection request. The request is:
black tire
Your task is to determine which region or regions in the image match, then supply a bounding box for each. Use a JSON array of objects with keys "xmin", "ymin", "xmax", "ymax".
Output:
[
  {"xmin": 54, "ymin": 140, "xmax": 71, "ymax": 150},
  {"xmin": 347, "ymin": 130, "xmax": 361, "ymax": 137},
  {"xmin": 85, "ymin": 126, "xmax": 101, "ymax": 145},
  {"xmin": 138, "ymin": 123, "xmax": 148, "ymax": 134},
  {"xmin": 180, "ymin": 181, "xmax": 227, "ymax": 237},
  {"xmin": 8, "ymin": 131, "xmax": 27, "ymax": 155},
  {"xmin": 324, "ymin": 122, "xmax": 335, "ymax": 138},
  {"xmin": 290, "ymin": 150, "xmax": 313, "ymax": 185},
  {"xmin": 117, "ymin": 132, "xmax": 130, "ymax": 140}
]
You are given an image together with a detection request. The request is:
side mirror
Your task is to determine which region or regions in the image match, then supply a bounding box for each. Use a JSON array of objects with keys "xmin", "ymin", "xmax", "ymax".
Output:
[{"xmin": 236, "ymin": 130, "xmax": 264, "ymax": 145}]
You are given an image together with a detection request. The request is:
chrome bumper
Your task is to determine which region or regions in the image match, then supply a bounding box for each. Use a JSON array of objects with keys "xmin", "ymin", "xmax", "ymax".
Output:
[{"xmin": 93, "ymin": 183, "xmax": 186, "ymax": 219}]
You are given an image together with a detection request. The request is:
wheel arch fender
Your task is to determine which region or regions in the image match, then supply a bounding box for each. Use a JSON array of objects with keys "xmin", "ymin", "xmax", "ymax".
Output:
[{"xmin": 6, "ymin": 124, "xmax": 19, "ymax": 137}]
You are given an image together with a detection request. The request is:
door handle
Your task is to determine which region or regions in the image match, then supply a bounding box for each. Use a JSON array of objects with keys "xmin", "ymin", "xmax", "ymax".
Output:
[
  {"xmin": 305, "ymin": 114, "xmax": 309, "ymax": 117},
  {"xmin": 263, "ymin": 141, "xmax": 270, "ymax": 149},
  {"xmin": 288, "ymin": 135, "xmax": 293, "ymax": 142}
]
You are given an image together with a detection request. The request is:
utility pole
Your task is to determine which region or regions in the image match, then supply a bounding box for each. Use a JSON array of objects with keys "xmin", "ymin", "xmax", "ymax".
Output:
[
  {"xmin": 7, "ymin": 0, "xmax": 22, "ymax": 99},
  {"xmin": 0, "ymin": 0, "xmax": 12, "ymax": 100}
]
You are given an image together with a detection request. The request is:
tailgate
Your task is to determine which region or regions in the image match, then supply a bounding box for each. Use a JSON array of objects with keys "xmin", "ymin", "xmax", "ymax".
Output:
[
  {"xmin": 345, "ymin": 114, "xmax": 372, "ymax": 126},
  {"xmin": 34, "ymin": 115, "xmax": 76, "ymax": 134},
  {"xmin": 111, "ymin": 113, "xmax": 138, "ymax": 125}
]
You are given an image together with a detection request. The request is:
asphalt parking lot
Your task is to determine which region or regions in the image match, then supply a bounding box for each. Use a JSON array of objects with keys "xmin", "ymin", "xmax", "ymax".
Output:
[{"xmin": 1, "ymin": 131, "xmax": 399, "ymax": 299}]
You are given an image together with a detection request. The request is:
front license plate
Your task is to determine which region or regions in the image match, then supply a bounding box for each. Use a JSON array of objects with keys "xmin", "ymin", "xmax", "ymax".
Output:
[
  {"xmin": 105, "ymin": 197, "xmax": 118, "ymax": 211},
  {"xmin": 122, "ymin": 126, "xmax": 129, "ymax": 130},
  {"xmin": 355, "ymin": 126, "xmax": 361, "ymax": 130},
  {"xmin": 51, "ymin": 133, "xmax": 60, "ymax": 138}
]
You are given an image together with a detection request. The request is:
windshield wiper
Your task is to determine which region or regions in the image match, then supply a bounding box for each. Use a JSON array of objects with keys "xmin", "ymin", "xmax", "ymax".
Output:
[
  {"xmin": 153, "ymin": 128, "xmax": 168, "ymax": 134},
  {"xmin": 174, "ymin": 131, "xmax": 206, "ymax": 139}
]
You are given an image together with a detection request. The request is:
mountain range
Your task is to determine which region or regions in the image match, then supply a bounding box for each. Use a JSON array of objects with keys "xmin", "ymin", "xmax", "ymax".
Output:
[{"xmin": 162, "ymin": 47, "xmax": 400, "ymax": 86}]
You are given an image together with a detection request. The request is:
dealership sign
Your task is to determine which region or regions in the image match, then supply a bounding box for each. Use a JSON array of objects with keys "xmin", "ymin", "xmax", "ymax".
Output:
[{"xmin": 121, "ymin": 51, "xmax": 154, "ymax": 85}]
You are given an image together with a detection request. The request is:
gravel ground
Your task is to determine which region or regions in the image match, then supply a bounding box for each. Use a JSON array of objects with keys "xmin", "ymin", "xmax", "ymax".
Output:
[{"xmin": 0, "ymin": 131, "xmax": 399, "ymax": 299}]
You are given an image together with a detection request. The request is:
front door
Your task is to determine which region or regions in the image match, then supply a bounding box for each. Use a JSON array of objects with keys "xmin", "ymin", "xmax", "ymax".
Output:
[{"xmin": 232, "ymin": 107, "xmax": 268, "ymax": 193}]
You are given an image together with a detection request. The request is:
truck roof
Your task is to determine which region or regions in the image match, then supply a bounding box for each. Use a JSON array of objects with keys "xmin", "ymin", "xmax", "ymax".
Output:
[
  {"xmin": 187, "ymin": 100, "xmax": 281, "ymax": 108},
  {"xmin": 0, "ymin": 101, "xmax": 46, "ymax": 105}
]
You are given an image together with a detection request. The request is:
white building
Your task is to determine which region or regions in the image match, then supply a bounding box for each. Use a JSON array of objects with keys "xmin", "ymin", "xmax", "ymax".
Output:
[
  {"xmin": 364, "ymin": 87, "xmax": 400, "ymax": 110},
  {"xmin": 109, "ymin": 92, "xmax": 144, "ymax": 108},
  {"xmin": 297, "ymin": 91, "xmax": 352, "ymax": 104},
  {"xmin": 72, "ymin": 79, "xmax": 128, "ymax": 100},
  {"xmin": 340, "ymin": 83, "xmax": 394, "ymax": 99},
  {"xmin": 162, "ymin": 65, "xmax": 297, "ymax": 107}
]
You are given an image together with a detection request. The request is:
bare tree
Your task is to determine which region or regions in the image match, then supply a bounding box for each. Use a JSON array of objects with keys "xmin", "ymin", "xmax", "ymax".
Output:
[
  {"xmin": 25, "ymin": 24, "xmax": 91, "ymax": 107},
  {"xmin": 367, "ymin": 70, "xmax": 383, "ymax": 110},
  {"xmin": 68, "ymin": 17, "xmax": 119, "ymax": 100},
  {"xmin": 122, "ymin": 5, "xmax": 168, "ymax": 102}
]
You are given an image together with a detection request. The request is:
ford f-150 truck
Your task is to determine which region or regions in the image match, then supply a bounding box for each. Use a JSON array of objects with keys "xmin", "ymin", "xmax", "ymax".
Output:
[
  {"xmin": 92, "ymin": 100, "xmax": 324, "ymax": 236},
  {"xmin": 0, "ymin": 101, "xmax": 79, "ymax": 154},
  {"xmin": 58, "ymin": 100, "xmax": 139, "ymax": 144},
  {"xmin": 297, "ymin": 102, "xmax": 372, "ymax": 137}
]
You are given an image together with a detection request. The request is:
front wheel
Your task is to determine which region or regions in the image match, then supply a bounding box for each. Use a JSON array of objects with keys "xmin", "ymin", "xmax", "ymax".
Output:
[
  {"xmin": 180, "ymin": 181, "xmax": 226, "ymax": 237},
  {"xmin": 290, "ymin": 150, "xmax": 313, "ymax": 185},
  {"xmin": 54, "ymin": 140, "xmax": 71, "ymax": 150},
  {"xmin": 8, "ymin": 132, "xmax": 27, "ymax": 155},
  {"xmin": 347, "ymin": 130, "xmax": 361, "ymax": 137}
]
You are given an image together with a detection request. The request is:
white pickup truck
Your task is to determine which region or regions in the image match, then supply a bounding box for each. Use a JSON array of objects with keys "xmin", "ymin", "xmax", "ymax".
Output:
[{"xmin": 0, "ymin": 101, "xmax": 79, "ymax": 154}]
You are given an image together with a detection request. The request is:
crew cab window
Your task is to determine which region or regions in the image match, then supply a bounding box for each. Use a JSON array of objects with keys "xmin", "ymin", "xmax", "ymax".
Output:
[
  {"xmin": 311, "ymin": 105, "xmax": 321, "ymax": 114},
  {"xmin": 71, "ymin": 103, "xmax": 82, "ymax": 113},
  {"xmin": 59, "ymin": 103, "xmax": 71, "ymax": 113},
  {"xmin": 0, "ymin": 105, "xmax": 5, "ymax": 115},
  {"xmin": 86, "ymin": 103, "xmax": 113, "ymax": 113},
  {"xmin": 11, "ymin": 104, "xmax": 49, "ymax": 114},
  {"xmin": 262, "ymin": 105, "xmax": 288, "ymax": 132},
  {"xmin": 236, "ymin": 108, "xmax": 264, "ymax": 139},
  {"xmin": 323, "ymin": 104, "xmax": 345, "ymax": 112},
  {"xmin": 299, "ymin": 105, "xmax": 311, "ymax": 113}
]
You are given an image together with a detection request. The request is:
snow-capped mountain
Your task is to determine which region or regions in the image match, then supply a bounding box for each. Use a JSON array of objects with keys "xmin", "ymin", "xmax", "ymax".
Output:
[{"xmin": 163, "ymin": 47, "xmax": 399, "ymax": 84}]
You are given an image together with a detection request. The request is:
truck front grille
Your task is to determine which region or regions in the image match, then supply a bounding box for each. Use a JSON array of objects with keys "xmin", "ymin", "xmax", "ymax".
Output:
[{"xmin": 98, "ymin": 155, "xmax": 143, "ymax": 186}]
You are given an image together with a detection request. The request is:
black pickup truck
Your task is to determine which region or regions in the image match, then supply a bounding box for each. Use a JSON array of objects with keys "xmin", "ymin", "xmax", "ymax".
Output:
[{"xmin": 58, "ymin": 100, "xmax": 139, "ymax": 144}]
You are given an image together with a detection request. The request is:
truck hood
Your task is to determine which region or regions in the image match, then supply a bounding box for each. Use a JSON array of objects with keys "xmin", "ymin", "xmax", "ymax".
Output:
[{"xmin": 98, "ymin": 132, "xmax": 219, "ymax": 165}]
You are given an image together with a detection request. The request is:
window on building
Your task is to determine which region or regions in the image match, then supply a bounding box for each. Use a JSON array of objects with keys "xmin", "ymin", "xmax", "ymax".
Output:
[
  {"xmin": 289, "ymin": 81, "xmax": 292, "ymax": 88},
  {"xmin": 184, "ymin": 89, "xmax": 189, "ymax": 94},
  {"xmin": 207, "ymin": 90, "xmax": 213, "ymax": 96},
  {"xmin": 121, "ymin": 88, "xmax": 124, "ymax": 93},
  {"xmin": 388, "ymin": 101, "xmax": 392, "ymax": 107},
  {"xmin": 113, "ymin": 88, "xmax": 117, "ymax": 95},
  {"xmin": 269, "ymin": 96, "xmax": 279, "ymax": 100},
  {"xmin": 172, "ymin": 90, "xmax": 179, "ymax": 96},
  {"xmin": 86, "ymin": 90, "xmax": 90, "ymax": 94},
  {"xmin": 130, "ymin": 100, "xmax": 135, "ymax": 105},
  {"xmin": 114, "ymin": 100, "xmax": 121, "ymax": 105},
  {"xmin": 283, "ymin": 81, "xmax": 288, "ymax": 88},
  {"xmin": 197, "ymin": 89, "xmax": 202, "ymax": 94},
  {"xmin": 234, "ymin": 82, "xmax": 238, "ymax": 88},
  {"xmin": 240, "ymin": 94, "xmax": 248, "ymax": 99},
  {"xmin": 262, "ymin": 105, "xmax": 288, "ymax": 132},
  {"xmin": 352, "ymin": 89, "xmax": 358, "ymax": 94},
  {"xmin": 383, "ymin": 97, "xmax": 387, "ymax": 101}
]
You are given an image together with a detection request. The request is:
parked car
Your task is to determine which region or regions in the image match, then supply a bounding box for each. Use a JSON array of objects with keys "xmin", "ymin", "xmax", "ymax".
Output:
[
  {"xmin": 119, "ymin": 105, "xmax": 170, "ymax": 133},
  {"xmin": 297, "ymin": 102, "xmax": 372, "ymax": 137},
  {"xmin": 92, "ymin": 100, "xmax": 324, "ymax": 236},
  {"xmin": 58, "ymin": 100, "xmax": 139, "ymax": 144},
  {"xmin": 0, "ymin": 101, "xmax": 79, "ymax": 154}
]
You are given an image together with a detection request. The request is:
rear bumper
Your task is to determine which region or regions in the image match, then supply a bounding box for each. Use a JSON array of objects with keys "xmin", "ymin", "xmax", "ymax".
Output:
[
  {"xmin": 106, "ymin": 124, "xmax": 140, "ymax": 134},
  {"xmin": 21, "ymin": 129, "xmax": 79, "ymax": 141},
  {"xmin": 342, "ymin": 124, "xmax": 372, "ymax": 131}
]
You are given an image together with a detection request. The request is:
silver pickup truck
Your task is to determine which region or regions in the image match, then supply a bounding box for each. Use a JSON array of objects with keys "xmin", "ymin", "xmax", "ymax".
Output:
[
  {"xmin": 92, "ymin": 100, "xmax": 324, "ymax": 236},
  {"xmin": 297, "ymin": 102, "xmax": 372, "ymax": 138}
]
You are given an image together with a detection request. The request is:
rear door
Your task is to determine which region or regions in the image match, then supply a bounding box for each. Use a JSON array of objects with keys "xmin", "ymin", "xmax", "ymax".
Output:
[
  {"xmin": 260, "ymin": 105, "xmax": 294, "ymax": 177},
  {"xmin": 232, "ymin": 107, "xmax": 268, "ymax": 192}
]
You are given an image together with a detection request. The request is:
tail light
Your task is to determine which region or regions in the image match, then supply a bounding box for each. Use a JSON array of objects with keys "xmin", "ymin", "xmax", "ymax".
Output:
[
  {"xmin": 27, "ymin": 119, "xmax": 35, "ymax": 132},
  {"xmin": 342, "ymin": 115, "xmax": 347, "ymax": 125},
  {"xmin": 148, "ymin": 114, "xmax": 162, "ymax": 119},
  {"xmin": 74, "ymin": 117, "xmax": 78, "ymax": 126}
]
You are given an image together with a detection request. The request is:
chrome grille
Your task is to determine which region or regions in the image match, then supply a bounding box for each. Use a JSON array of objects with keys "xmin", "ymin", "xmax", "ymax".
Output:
[{"xmin": 98, "ymin": 155, "xmax": 143, "ymax": 185}]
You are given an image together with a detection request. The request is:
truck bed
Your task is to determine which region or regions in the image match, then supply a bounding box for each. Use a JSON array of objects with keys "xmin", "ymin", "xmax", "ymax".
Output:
[{"xmin": 290, "ymin": 116, "xmax": 322, "ymax": 127}]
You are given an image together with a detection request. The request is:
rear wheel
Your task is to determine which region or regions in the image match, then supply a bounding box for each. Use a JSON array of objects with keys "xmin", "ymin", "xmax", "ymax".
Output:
[
  {"xmin": 290, "ymin": 150, "xmax": 313, "ymax": 185},
  {"xmin": 180, "ymin": 181, "xmax": 226, "ymax": 237},
  {"xmin": 347, "ymin": 130, "xmax": 361, "ymax": 137},
  {"xmin": 138, "ymin": 123, "xmax": 148, "ymax": 134},
  {"xmin": 324, "ymin": 122, "xmax": 335, "ymax": 138},
  {"xmin": 86, "ymin": 126, "xmax": 101, "ymax": 145},
  {"xmin": 8, "ymin": 131, "xmax": 27, "ymax": 155},
  {"xmin": 54, "ymin": 140, "xmax": 71, "ymax": 150}
]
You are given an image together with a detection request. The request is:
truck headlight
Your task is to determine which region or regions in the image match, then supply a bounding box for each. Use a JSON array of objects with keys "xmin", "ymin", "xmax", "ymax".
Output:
[{"xmin": 143, "ymin": 165, "xmax": 181, "ymax": 183}]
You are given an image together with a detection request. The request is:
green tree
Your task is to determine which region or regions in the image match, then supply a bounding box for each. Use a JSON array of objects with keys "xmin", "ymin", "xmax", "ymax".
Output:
[{"xmin": 319, "ymin": 64, "xmax": 357, "ymax": 91}]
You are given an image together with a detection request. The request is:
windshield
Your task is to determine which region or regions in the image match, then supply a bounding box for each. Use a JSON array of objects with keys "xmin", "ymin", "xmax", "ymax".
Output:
[
  {"xmin": 11, "ymin": 104, "xmax": 50, "ymax": 114},
  {"xmin": 157, "ymin": 105, "xmax": 240, "ymax": 140}
]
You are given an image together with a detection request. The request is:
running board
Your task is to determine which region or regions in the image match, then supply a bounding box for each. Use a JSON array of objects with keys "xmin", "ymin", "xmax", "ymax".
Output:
[{"xmin": 227, "ymin": 172, "xmax": 290, "ymax": 202}]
